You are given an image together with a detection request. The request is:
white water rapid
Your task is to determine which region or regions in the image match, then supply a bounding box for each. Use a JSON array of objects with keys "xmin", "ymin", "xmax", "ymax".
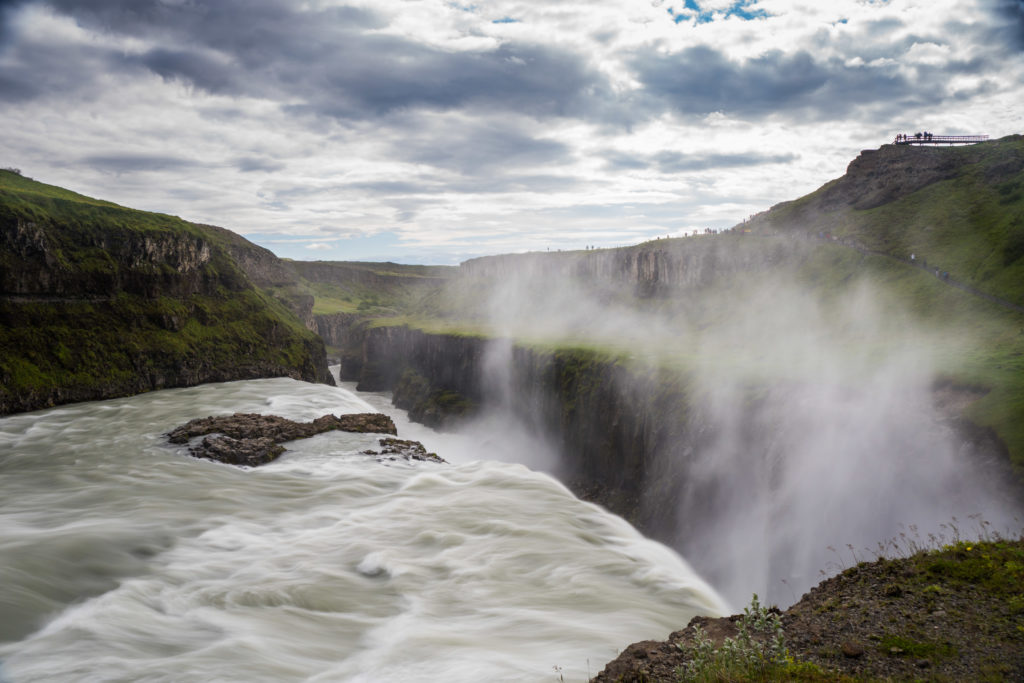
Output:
[{"xmin": 0, "ymin": 377, "xmax": 727, "ymax": 682}]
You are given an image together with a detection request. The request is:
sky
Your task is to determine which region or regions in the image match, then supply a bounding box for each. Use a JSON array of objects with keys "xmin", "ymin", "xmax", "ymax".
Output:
[{"xmin": 1, "ymin": 0, "xmax": 1022, "ymax": 264}]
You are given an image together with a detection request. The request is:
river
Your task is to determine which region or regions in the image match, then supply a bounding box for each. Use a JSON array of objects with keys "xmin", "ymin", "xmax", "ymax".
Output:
[{"xmin": 0, "ymin": 376, "xmax": 728, "ymax": 682}]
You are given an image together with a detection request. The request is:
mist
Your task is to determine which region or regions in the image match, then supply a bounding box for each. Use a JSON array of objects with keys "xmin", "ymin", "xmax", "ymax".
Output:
[{"xmin": 434, "ymin": 237, "xmax": 1023, "ymax": 608}]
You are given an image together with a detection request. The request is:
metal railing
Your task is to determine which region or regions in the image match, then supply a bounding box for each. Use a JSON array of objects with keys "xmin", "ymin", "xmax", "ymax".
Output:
[{"xmin": 893, "ymin": 134, "xmax": 988, "ymax": 145}]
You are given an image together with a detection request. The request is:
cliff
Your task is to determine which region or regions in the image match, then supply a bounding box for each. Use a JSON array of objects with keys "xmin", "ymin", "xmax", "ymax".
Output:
[
  {"xmin": 458, "ymin": 233, "xmax": 789, "ymax": 298},
  {"xmin": 0, "ymin": 170, "xmax": 333, "ymax": 415}
]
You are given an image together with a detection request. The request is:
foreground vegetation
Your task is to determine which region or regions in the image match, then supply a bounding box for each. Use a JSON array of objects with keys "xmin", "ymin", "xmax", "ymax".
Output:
[{"xmin": 595, "ymin": 537, "xmax": 1024, "ymax": 681}]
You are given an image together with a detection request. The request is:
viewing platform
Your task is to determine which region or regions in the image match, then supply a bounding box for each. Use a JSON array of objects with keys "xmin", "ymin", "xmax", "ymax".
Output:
[{"xmin": 893, "ymin": 133, "xmax": 988, "ymax": 145}]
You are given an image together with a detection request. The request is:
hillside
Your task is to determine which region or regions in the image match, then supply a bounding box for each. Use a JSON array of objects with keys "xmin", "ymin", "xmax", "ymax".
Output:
[
  {"xmin": 747, "ymin": 134, "xmax": 1024, "ymax": 306},
  {"xmin": 594, "ymin": 537, "xmax": 1024, "ymax": 681},
  {"xmin": 0, "ymin": 170, "xmax": 334, "ymax": 414},
  {"xmin": 741, "ymin": 134, "xmax": 1024, "ymax": 475}
]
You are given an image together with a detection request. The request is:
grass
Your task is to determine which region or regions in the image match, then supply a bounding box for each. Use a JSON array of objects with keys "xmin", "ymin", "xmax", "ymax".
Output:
[{"xmin": 0, "ymin": 170, "xmax": 329, "ymax": 412}]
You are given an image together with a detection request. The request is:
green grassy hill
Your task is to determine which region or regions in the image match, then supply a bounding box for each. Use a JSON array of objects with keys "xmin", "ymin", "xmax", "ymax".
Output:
[
  {"xmin": 741, "ymin": 135, "xmax": 1024, "ymax": 475},
  {"xmin": 0, "ymin": 170, "xmax": 333, "ymax": 414}
]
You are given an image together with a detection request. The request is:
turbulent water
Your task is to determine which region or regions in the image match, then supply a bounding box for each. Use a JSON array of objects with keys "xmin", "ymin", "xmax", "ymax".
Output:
[{"xmin": 0, "ymin": 377, "xmax": 727, "ymax": 682}]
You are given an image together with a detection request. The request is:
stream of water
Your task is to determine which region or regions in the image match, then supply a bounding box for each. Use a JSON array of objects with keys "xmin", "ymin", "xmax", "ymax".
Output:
[{"xmin": 0, "ymin": 376, "xmax": 728, "ymax": 682}]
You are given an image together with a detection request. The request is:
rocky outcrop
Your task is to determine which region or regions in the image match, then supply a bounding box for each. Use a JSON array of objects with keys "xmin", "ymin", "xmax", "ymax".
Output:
[
  {"xmin": 594, "ymin": 538, "xmax": 1024, "ymax": 682},
  {"xmin": 197, "ymin": 223, "xmax": 299, "ymax": 288},
  {"xmin": 187, "ymin": 435, "xmax": 285, "ymax": 467},
  {"xmin": 168, "ymin": 412, "xmax": 397, "ymax": 443},
  {"xmin": 362, "ymin": 437, "xmax": 447, "ymax": 463},
  {"xmin": 168, "ymin": 411, "xmax": 399, "ymax": 466}
]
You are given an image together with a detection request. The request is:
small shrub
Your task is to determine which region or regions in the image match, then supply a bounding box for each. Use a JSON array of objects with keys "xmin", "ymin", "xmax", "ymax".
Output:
[{"xmin": 676, "ymin": 594, "xmax": 795, "ymax": 682}]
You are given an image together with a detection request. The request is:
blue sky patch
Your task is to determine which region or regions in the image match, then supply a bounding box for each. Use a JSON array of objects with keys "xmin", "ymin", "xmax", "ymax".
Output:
[
  {"xmin": 492, "ymin": 17, "xmax": 519, "ymax": 24},
  {"xmin": 670, "ymin": 1, "xmax": 769, "ymax": 24}
]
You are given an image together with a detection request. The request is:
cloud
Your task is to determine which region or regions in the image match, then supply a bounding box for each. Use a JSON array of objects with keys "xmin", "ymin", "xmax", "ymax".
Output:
[
  {"xmin": 604, "ymin": 150, "xmax": 799, "ymax": 173},
  {"xmin": 991, "ymin": 0, "xmax": 1024, "ymax": 51},
  {"xmin": 305, "ymin": 242, "xmax": 334, "ymax": 251},
  {"xmin": 234, "ymin": 156, "xmax": 286, "ymax": 173},
  {"xmin": 392, "ymin": 118, "xmax": 574, "ymax": 175},
  {"xmin": 137, "ymin": 47, "xmax": 236, "ymax": 93},
  {"xmin": 81, "ymin": 153, "xmax": 202, "ymax": 174},
  {"xmin": 19, "ymin": 0, "xmax": 614, "ymax": 125},
  {"xmin": 631, "ymin": 45, "xmax": 918, "ymax": 120}
]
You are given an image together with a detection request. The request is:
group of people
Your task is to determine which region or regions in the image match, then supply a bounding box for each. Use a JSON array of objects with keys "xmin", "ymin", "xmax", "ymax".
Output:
[{"xmin": 895, "ymin": 132, "xmax": 935, "ymax": 143}]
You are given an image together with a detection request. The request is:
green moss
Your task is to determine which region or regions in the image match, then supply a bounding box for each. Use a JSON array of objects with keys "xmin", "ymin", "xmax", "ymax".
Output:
[{"xmin": 878, "ymin": 633, "xmax": 957, "ymax": 659}]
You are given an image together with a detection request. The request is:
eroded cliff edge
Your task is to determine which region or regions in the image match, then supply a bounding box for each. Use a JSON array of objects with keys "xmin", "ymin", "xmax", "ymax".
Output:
[{"xmin": 0, "ymin": 170, "xmax": 333, "ymax": 415}]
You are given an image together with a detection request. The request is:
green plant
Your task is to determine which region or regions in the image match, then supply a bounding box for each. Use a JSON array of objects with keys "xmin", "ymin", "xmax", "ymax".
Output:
[{"xmin": 676, "ymin": 594, "xmax": 793, "ymax": 682}]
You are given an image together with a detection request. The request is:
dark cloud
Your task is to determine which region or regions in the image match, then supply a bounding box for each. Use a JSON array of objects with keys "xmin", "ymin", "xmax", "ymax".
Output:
[
  {"xmin": 446, "ymin": 173, "xmax": 581, "ymax": 194},
  {"xmin": 604, "ymin": 150, "xmax": 799, "ymax": 173},
  {"xmin": 283, "ymin": 39, "xmax": 611, "ymax": 122},
  {"xmin": 0, "ymin": 0, "xmax": 30, "ymax": 44},
  {"xmin": 82, "ymin": 153, "xmax": 202, "ymax": 173},
  {"xmin": 0, "ymin": 70, "xmax": 39, "ymax": 102},
  {"xmin": 394, "ymin": 121, "xmax": 573, "ymax": 175},
  {"xmin": 344, "ymin": 180, "xmax": 433, "ymax": 196},
  {"xmin": 0, "ymin": 33, "xmax": 125, "ymax": 103},
  {"xmin": 602, "ymin": 152, "xmax": 649, "ymax": 172},
  {"xmin": 631, "ymin": 44, "xmax": 931, "ymax": 120},
  {"xmin": 137, "ymin": 48, "xmax": 236, "ymax": 92},
  {"xmin": 6, "ymin": 0, "xmax": 614, "ymax": 124},
  {"xmin": 336, "ymin": 173, "xmax": 580, "ymax": 197},
  {"xmin": 991, "ymin": 0, "xmax": 1024, "ymax": 51},
  {"xmin": 234, "ymin": 157, "xmax": 286, "ymax": 173}
]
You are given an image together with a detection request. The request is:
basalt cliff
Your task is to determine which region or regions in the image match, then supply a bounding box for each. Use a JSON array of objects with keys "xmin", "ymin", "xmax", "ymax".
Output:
[{"xmin": 0, "ymin": 170, "xmax": 334, "ymax": 414}]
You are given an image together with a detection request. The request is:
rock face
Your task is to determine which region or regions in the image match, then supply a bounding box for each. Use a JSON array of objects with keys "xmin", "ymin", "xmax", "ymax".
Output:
[
  {"xmin": 348, "ymin": 323, "xmax": 701, "ymax": 536},
  {"xmin": 0, "ymin": 171, "xmax": 334, "ymax": 415},
  {"xmin": 458, "ymin": 234, "xmax": 789, "ymax": 298},
  {"xmin": 314, "ymin": 312, "xmax": 366, "ymax": 378},
  {"xmin": 168, "ymin": 411, "xmax": 399, "ymax": 466},
  {"xmin": 188, "ymin": 435, "xmax": 286, "ymax": 467},
  {"xmin": 353, "ymin": 325, "xmax": 483, "ymax": 429}
]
